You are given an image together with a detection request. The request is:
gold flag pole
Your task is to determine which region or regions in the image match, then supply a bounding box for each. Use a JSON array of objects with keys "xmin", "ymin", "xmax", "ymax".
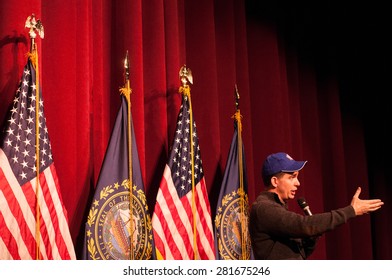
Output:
[
  {"xmin": 233, "ymin": 84, "xmax": 246, "ymax": 259},
  {"xmin": 25, "ymin": 14, "xmax": 44, "ymax": 260},
  {"xmin": 179, "ymin": 65, "xmax": 198, "ymax": 259},
  {"xmin": 119, "ymin": 51, "xmax": 134, "ymax": 260}
]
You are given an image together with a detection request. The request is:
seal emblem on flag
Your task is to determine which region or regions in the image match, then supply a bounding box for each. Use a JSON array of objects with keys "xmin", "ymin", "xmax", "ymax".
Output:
[
  {"xmin": 215, "ymin": 189, "xmax": 251, "ymax": 260},
  {"xmin": 85, "ymin": 179, "xmax": 152, "ymax": 260}
]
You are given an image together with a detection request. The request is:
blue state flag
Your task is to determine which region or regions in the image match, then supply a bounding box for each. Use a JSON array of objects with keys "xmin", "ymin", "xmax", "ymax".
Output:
[
  {"xmin": 214, "ymin": 116, "xmax": 253, "ymax": 260},
  {"xmin": 83, "ymin": 95, "xmax": 155, "ymax": 260}
]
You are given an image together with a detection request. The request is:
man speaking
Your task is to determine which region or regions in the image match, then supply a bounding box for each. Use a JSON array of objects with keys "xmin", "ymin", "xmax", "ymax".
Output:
[{"xmin": 249, "ymin": 152, "xmax": 384, "ymax": 260}]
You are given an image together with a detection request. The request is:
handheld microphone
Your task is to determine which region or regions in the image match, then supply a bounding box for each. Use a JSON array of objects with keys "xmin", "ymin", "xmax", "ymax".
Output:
[{"xmin": 297, "ymin": 197, "xmax": 312, "ymax": 216}]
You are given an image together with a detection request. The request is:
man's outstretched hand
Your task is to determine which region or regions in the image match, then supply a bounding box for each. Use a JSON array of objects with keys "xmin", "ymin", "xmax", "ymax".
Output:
[{"xmin": 351, "ymin": 187, "xmax": 384, "ymax": 216}]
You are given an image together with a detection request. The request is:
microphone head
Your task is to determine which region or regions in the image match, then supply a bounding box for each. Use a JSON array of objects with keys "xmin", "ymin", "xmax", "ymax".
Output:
[{"xmin": 297, "ymin": 197, "xmax": 309, "ymax": 209}]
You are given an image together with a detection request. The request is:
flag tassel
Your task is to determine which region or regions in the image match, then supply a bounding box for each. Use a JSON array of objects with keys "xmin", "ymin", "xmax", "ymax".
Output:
[
  {"xmin": 234, "ymin": 85, "xmax": 246, "ymax": 260},
  {"xmin": 33, "ymin": 44, "xmax": 41, "ymax": 261},
  {"xmin": 119, "ymin": 51, "xmax": 134, "ymax": 260},
  {"xmin": 25, "ymin": 13, "xmax": 44, "ymax": 260}
]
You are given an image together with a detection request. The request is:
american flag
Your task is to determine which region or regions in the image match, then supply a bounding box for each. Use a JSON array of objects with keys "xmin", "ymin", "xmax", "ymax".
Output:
[
  {"xmin": 151, "ymin": 92, "xmax": 215, "ymax": 259},
  {"xmin": 0, "ymin": 56, "xmax": 76, "ymax": 259}
]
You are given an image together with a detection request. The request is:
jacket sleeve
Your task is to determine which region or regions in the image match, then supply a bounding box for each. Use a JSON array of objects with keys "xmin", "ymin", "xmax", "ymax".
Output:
[{"xmin": 255, "ymin": 202, "xmax": 356, "ymax": 238}]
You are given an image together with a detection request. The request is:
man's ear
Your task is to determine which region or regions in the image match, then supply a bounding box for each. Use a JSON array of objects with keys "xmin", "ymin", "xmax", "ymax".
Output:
[{"xmin": 270, "ymin": 176, "xmax": 278, "ymax": 188}]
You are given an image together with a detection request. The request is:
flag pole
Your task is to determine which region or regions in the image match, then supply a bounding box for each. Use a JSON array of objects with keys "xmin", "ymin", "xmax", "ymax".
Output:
[
  {"xmin": 233, "ymin": 84, "xmax": 247, "ymax": 259},
  {"xmin": 179, "ymin": 65, "xmax": 198, "ymax": 259},
  {"xmin": 119, "ymin": 51, "xmax": 134, "ymax": 260},
  {"xmin": 25, "ymin": 14, "xmax": 44, "ymax": 260}
]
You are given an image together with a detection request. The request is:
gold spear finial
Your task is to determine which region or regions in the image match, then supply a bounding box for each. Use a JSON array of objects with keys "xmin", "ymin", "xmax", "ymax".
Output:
[
  {"xmin": 120, "ymin": 51, "xmax": 132, "ymax": 101},
  {"xmin": 124, "ymin": 50, "xmax": 130, "ymax": 83},
  {"xmin": 235, "ymin": 84, "xmax": 240, "ymax": 111},
  {"xmin": 233, "ymin": 84, "xmax": 243, "ymax": 132}
]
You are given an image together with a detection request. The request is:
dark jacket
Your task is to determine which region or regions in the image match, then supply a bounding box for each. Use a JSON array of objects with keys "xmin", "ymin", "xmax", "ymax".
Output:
[{"xmin": 249, "ymin": 191, "xmax": 356, "ymax": 259}]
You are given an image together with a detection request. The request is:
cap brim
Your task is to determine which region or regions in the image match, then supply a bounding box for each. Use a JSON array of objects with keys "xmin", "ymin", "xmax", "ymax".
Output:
[{"xmin": 281, "ymin": 160, "xmax": 307, "ymax": 173}]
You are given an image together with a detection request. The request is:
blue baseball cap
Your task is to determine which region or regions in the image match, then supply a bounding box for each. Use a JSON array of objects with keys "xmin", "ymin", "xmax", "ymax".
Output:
[{"xmin": 262, "ymin": 152, "xmax": 307, "ymax": 180}]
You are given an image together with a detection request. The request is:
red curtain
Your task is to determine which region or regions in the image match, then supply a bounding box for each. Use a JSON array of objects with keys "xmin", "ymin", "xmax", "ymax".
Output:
[{"xmin": 1, "ymin": 0, "xmax": 390, "ymax": 260}]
